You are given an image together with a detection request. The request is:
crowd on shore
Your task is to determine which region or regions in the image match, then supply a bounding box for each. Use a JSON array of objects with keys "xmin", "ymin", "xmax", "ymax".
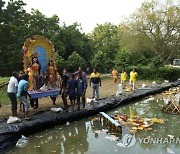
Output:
[
  {"xmin": 7, "ymin": 65, "xmax": 103, "ymax": 120},
  {"xmin": 7, "ymin": 56, "xmax": 138, "ymax": 121}
]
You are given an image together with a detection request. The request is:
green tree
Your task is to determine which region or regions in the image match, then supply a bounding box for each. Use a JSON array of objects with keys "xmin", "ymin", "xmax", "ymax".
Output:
[
  {"xmin": 90, "ymin": 51, "xmax": 112, "ymax": 72},
  {"xmin": 114, "ymin": 48, "xmax": 133, "ymax": 68},
  {"xmin": 130, "ymin": 0, "xmax": 180, "ymax": 64},
  {"xmin": 67, "ymin": 51, "xmax": 86, "ymax": 70},
  {"xmin": 114, "ymin": 47, "xmax": 151, "ymax": 68},
  {"xmin": 56, "ymin": 54, "xmax": 66, "ymax": 72},
  {"xmin": 91, "ymin": 22, "xmax": 120, "ymax": 61},
  {"xmin": 28, "ymin": 10, "xmax": 60, "ymax": 38},
  {"xmin": 57, "ymin": 23, "xmax": 93, "ymax": 61},
  {"xmin": 0, "ymin": 0, "xmax": 28, "ymax": 76},
  {"xmin": 117, "ymin": 24, "xmax": 154, "ymax": 55}
]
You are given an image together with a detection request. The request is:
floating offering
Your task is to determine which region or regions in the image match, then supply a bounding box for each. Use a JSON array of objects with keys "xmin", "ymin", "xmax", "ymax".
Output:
[
  {"xmin": 162, "ymin": 101, "xmax": 180, "ymax": 114},
  {"xmin": 151, "ymin": 118, "xmax": 164, "ymax": 123},
  {"xmin": 111, "ymin": 111, "xmax": 165, "ymax": 134},
  {"xmin": 161, "ymin": 86, "xmax": 180, "ymax": 115},
  {"xmin": 99, "ymin": 111, "xmax": 164, "ymax": 135}
]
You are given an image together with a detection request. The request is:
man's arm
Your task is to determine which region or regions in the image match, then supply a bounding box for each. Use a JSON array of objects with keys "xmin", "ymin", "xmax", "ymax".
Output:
[
  {"xmin": 17, "ymin": 85, "xmax": 22, "ymax": 98},
  {"xmin": 99, "ymin": 78, "xmax": 101, "ymax": 87},
  {"xmin": 89, "ymin": 78, "xmax": 92, "ymax": 86},
  {"xmin": 84, "ymin": 79, "xmax": 88, "ymax": 92},
  {"xmin": 89, "ymin": 73, "xmax": 92, "ymax": 86}
]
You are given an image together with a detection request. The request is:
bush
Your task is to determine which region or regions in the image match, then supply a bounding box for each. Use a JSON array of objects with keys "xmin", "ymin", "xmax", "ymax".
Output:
[
  {"xmin": 114, "ymin": 48, "xmax": 133, "ymax": 68},
  {"xmin": 148, "ymin": 56, "xmax": 163, "ymax": 68},
  {"xmin": 116, "ymin": 66, "xmax": 180, "ymax": 81},
  {"xmin": 56, "ymin": 55, "xmax": 66, "ymax": 72},
  {"xmin": 67, "ymin": 51, "xmax": 86, "ymax": 71},
  {"xmin": 114, "ymin": 48, "xmax": 162, "ymax": 68},
  {"xmin": 158, "ymin": 67, "xmax": 180, "ymax": 81}
]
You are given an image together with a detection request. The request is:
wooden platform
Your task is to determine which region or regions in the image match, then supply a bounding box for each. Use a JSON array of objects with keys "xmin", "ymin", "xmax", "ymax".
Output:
[{"xmin": 162, "ymin": 101, "xmax": 180, "ymax": 114}]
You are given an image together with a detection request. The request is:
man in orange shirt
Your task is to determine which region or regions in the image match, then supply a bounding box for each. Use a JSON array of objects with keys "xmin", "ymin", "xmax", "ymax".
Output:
[{"xmin": 112, "ymin": 68, "xmax": 118, "ymax": 83}]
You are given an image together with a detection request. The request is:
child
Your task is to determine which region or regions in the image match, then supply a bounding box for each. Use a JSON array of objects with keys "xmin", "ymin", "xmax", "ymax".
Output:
[
  {"xmin": 129, "ymin": 68, "xmax": 138, "ymax": 91},
  {"xmin": 120, "ymin": 69, "xmax": 127, "ymax": 88}
]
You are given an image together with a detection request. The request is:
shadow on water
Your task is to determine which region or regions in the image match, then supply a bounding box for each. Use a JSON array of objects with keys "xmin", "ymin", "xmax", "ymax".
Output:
[{"xmin": 8, "ymin": 96, "xmax": 180, "ymax": 154}]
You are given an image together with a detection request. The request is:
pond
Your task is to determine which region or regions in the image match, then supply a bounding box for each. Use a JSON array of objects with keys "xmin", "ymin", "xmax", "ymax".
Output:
[{"xmin": 8, "ymin": 96, "xmax": 180, "ymax": 154}]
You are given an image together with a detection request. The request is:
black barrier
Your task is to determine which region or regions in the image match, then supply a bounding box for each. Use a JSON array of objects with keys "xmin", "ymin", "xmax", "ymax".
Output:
[{"xmin": 0, "ymin": 80, "xmax": 179, "ymax": 153}]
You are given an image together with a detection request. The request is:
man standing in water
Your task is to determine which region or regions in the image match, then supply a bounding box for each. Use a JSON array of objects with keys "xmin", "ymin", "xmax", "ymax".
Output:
[{"xmin": 89, "ymin": 68, "xmax": 101, "ymax": 100}]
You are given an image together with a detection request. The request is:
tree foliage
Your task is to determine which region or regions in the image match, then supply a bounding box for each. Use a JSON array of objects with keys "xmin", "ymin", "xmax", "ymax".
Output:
[
  {"xmin": 90, "ymin": 51, "xmax": 112, "ymax": 72},
  {"xmin": 130, "ymin": 0, "xmax": 180, "ymax": 64},
  {"xmin": 91, "ymin": 22, "xmax": 120, "ymax": 62},
  {"xmin": 0, "ymin": 0, "xmax": 27, "ymax": 76},
  {"xmin": 0, "ymin": 0, "xmax": 179, "ymax": 76},
  {"xmin": 67, "ymin": 51, "xmax": 86, "ymax": 70}
]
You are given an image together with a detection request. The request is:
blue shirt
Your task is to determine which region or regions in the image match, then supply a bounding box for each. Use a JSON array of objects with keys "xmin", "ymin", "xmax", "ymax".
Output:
[
  {"xmin": 17, "ymin": 80, "xmax": 28, "ymax": 97},
  {"xmin": 67, "ymin": 79, "xmax": 77, "ymax": 95},
  {"xmin": 77, "ymin": 78, "xmax": 87, "ymax": 95}
]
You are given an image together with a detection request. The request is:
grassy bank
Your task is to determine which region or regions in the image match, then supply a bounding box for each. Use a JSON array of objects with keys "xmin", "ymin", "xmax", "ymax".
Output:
[
  {"xmin": 0, "ymin": 76, "xmax": 155, "ymax": 107},
  {"xmin": 0, "ymin": 70, "xmax": 179, "ymax": 107},
  {"xmin": 0, "ymin": 86, "xmax": 9, "ymax": 105},
  {"xmin": 0, "ymin": 77, "xmax": 9, "ymax": 85},
  {"xmin": 0, "ymin": 77, "xmax": 9, "ymax": 105}
]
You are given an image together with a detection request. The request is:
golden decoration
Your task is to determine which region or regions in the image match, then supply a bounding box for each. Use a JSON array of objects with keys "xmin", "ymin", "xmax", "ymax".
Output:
[{"xmin": 23, "ymin": 35, "xmax": 56, "ymax": 73}]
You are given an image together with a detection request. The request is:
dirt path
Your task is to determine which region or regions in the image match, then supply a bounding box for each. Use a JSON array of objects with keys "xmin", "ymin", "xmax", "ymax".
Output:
[{"xmin": 0, "ymin": 79, "xmax": 151, "ymax": 118}]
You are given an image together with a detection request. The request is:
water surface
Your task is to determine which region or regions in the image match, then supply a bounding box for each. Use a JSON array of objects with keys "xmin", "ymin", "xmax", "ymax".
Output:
[{"xmin": 8, "ymin": 97, "xmax": 180, "ymax": 154}]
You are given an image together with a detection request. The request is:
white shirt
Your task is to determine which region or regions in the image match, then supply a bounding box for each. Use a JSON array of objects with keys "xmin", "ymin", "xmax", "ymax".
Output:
[{"xmin": 7, "ymin": 76, "xmax": 18, "ymax": 93}]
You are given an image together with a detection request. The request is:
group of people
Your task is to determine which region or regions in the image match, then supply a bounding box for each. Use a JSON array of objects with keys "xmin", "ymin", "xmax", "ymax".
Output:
[
  {"xmin": 7, "ymin": 54, "xmax": 139, "ymax": 121},
  {"xmin": 7, "ymin": 71, "xmax": 30, "ymax": 119},
  {"xmin": 112, "ymin": 68, "xmax": 138, "ymax": 90},
  {"xmin": 60, "ymin": 67, "xmax": 101, "ymax": 112},
  {"xmin": 7, "ymin": 59, "xmax": 102, "ymax": 120}
]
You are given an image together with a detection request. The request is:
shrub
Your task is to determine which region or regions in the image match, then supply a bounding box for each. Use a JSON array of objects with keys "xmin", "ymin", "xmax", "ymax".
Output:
[
  {"xmin": 158, "ymin": 66, "xmax": 180, "ymax": 81},
  {"xmin": 67, "ymin": 51, "xmax": 86, "ymax": 71},
  {"xmin": 116, "ymin": 66, "xmax": 180, "ymax": 81},
  {"xmin": 90, "ymin": 51, "xmax": 113, "ymax": 73}
]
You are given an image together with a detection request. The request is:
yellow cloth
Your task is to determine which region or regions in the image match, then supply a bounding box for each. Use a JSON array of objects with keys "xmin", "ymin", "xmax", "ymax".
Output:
[
  {"xmin": 121, "ymin": 72, "xmax": 127, "ymax": 81},
  {"xmin": 130, "ymin": 71, "xmax": 138, "ymax": 82},
  {"xmin": 28, "ymin": 68, "xmax": 34, "ymax": 90},
  {"xmin": 90, "ymin": 72, "xmax": 100, "ymax": 78},
  {"xmin": 47, "ymin": 65, "xmax": 57, "ymax": 88},
  {"xmin": 31, "ymin": 63, "xmax": 40, "ymax": 76},
  {"xmin": 28, "ymin": 62, "xmax": 41, "ymax": 90}
]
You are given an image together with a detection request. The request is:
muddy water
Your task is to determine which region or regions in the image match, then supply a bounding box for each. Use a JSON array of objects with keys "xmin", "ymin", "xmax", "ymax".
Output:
[{"xmin": 8, "ymin": 97, "xmax": 180, "ymax": 154}]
